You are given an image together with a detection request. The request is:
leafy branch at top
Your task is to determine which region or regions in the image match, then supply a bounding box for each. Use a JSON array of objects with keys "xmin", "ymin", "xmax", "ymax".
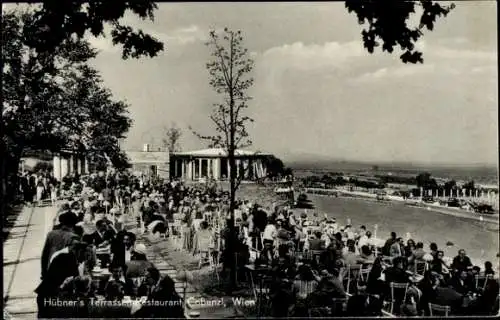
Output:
[{"xmin": 346, "ymin": 0, "xmax": 455, "ymax": 63}]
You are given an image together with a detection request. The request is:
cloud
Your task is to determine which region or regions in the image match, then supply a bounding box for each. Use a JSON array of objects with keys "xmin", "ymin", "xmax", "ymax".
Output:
[
  {"xmin": 352, "ymin": 64, "xmax": 436, "ymax": 83},
  {"xmin": 153, "ymin": 25, "xmax": 208, "ymax": 45},
  {"xmin": 259, "ymin": 41, "xmax": 367, "ymax": 71},
  {"xmin": 350, "ymin": 42, "xmax": 496, "ymax": 83}
]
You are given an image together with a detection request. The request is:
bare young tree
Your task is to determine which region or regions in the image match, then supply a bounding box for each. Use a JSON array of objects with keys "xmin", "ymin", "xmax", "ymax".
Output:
[
  {"xmin": 162, "ymin": 123, "xmax": 182, "ymax": 153},
  {"xmin": 191, "ymin": 28, "xmax": 254, "ymax": 290}
]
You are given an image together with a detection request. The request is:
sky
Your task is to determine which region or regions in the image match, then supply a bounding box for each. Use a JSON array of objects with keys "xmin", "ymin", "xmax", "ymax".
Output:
[{"xmin": 15, "ymin": 2, "xmax": 500, "ymax": 165}]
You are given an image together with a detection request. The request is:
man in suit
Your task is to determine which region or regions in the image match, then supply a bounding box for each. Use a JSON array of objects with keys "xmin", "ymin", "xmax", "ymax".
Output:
[
  {"xmin": 409, "ymin": 242, "xmax": 427, "ymax": 264},
  {"xmin": 390, "ymin": 237, "xmax": 406, "ymax": 258},
  {"xmin": 91, "ymin": 220, "xmax": 109, "ymax": 247},
  {"xmin": 40, "ymin": 212, "xmax": 80, "ymax": 279},
  {"xmin": 98, "ymin": 262, "xmax": 136, "ymax": 297},
  {"xmin": 135, "ymin": 267, "xmax": 185, "ymax": 318},
  {"xmin": 451, "ymin": 249, "xmax": 473, "ymax": 273},
  {"xmin": 36, "ymin": 239, "xmax": 84, "ymax": 318}
]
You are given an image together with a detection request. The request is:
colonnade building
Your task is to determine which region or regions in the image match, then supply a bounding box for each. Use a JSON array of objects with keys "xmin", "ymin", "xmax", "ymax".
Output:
[
  {"xmin": 52, "ymin": 151, "xmax": 90, "ymax": 181},
  {"xmin": 169, "ymin": 148, "xmax": 270, "ymax": 181}
]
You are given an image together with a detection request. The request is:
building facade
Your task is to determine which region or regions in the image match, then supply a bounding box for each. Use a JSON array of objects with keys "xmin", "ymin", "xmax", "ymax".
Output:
[
  {"xmin": 170, "ymin": 148, "xmax": 270, "ymax": 181},
  {"xmin": 53, "ymin": 151, "xmax": 90, "ymax": 181},
  {"xmin": 126, "ymin": 144, "xmax": 170, "ymax": 179}
]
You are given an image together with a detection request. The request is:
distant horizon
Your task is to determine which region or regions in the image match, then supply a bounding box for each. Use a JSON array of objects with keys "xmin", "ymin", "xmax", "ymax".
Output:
[{"xmin": 277, "ymin": 149, "xmax": 498, "ymax": 168}]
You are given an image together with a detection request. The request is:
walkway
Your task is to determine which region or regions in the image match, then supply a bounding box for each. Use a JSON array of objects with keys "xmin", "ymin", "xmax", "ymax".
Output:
[{"xmin": 3, "ymin": 204, "xmax": 58, "ymax": 318}]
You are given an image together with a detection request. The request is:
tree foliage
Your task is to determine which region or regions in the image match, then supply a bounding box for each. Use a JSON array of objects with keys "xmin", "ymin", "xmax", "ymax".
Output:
[
  {"xmin": 346, "ymin": 0, "xmax": 455, "ymax": 63},
  {"xmin": 20, "ymin": 1, "xmax": 164, "ymax": 60},
  {"xmin": 191, "ymin": 28, "xmax": 254, "ymax": 291},
  {"xmin": 162, "ymin": 123, "xmax": 182, "ymax": 153},
  {"xmin": 190, "ymin": 28, "xmax": 255, "ymax": 189},
  {"xmin": 2, "ymin": 9, "xmax": 132, "ymax": 187},
  {"xmin": 415, "ymin": 172, "xmax": 438, "ymax": 190}
]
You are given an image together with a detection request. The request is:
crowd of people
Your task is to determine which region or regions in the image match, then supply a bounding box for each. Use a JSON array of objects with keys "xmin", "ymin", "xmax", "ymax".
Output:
[
  {"xmin": 34, "ymin": 168, "xmax": 499, "ymax": 318},
  {"xmin": 18, "ymin": 170, "xmax": 58, "ymax": 206}
]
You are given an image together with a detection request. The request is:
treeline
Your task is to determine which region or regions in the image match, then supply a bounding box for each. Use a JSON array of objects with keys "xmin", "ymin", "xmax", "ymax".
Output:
[
  {"xmin": 301, "ymin": 174, "xmax": 384, "ymax": 190},
  {"xmin": 301, "ymin": 171, "xmax": 493, "ymax": 197}
]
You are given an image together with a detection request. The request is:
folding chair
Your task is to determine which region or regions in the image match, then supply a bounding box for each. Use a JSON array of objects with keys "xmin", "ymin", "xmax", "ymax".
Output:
[
  {"xmin": 428, "ymin": 303, "xmax": 451, "ymax": 317},
  {"xmin": 359, "ymin": 265, "xmax": 372, "ymax": 282},
  {"xmin": 345, "ymin": 264, "xmax": 362, "ymax": 295},
  {"xmin": 386, "ymin": 282, "xmax": 409, "ymax": 315},
  {"xmin": 475, "ymin": 274, "xmax": 493, "ymax": 291},
  {"xmin": 310, "ymin": 250, "xmax": 323, "ymax": 266}
]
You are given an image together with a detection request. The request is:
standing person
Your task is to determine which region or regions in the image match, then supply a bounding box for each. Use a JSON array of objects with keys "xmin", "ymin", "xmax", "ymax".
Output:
[
  {"xmin": 35, "ymin": 178, "xmax": 45, "ymax": 206},
  {"xmin": 21, "ymin": 172, "xmax": 33, "ymax": 205},
  {"xmin": 35, "ymin": 239, "xmax": 84, "ymax": 318},
  {"xmin": 50, "ymin": 182, "xmax": 58, "ymax": 206},
  {"xmin": 40, "ymin": 212, "xmax": 80, "ymax": 279}
]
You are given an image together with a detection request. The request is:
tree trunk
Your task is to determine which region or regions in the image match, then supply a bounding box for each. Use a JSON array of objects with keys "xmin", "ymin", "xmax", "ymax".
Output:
[{"xmin": 225, "ymin": 94, "xmax": 237, "ymax": 293}]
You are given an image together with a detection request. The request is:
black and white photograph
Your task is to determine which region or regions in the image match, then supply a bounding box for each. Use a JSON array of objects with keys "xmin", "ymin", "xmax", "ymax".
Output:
[{"xmin": 1, "ymin": 1, "xmax": 499, "ymax": 318}]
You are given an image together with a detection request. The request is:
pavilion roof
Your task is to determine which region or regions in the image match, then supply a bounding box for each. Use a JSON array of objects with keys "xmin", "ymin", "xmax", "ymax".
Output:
[{"xmin": 172, "ymin": 148, "xmax": 271, "ymax": 157}]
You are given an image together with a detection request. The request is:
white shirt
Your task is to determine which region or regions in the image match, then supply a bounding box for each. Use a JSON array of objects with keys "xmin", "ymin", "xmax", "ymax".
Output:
[
  {"xmin": 125, "ymin": 247, "xmax": 132, "ymax": 262},
  {"xmin": 263, "ymin": 224, "xmax": 277, "ymax": 241},
  {"xmin": 358, "ymin": 235, "xmax": 369, "ymax": 248}
]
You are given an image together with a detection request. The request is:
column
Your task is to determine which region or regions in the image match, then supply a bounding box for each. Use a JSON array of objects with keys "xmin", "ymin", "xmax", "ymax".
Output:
[
  {"xmin": 76, "ymin": 157, "xmax": 81, "ymax": 174},
  {"xmin": 84, "ymin": 157, "xmax": 89, "ymax": 174},
  {"xmin": 180, "ymin": 159, "xmax": 185, "ymax": 179},
  {"xmin": 236, "ymin": 159, "xmax": 240, "ymax": 179},
  {"xmin": 213, "ymin": 158, "xmax": 219, "ymax": 180},
  {"xmin": 227, "ymin": 158, "xmax": 230, "ymax": 179},
  {"xmin": 208, "ymin": 159, "xmax": 212, "ymax": 178},
  {"xmin": 61, "ymin": 156, "xmax": 69, "ymax": 179},
  {"xmin": 198, "ymin": 158, "xmax": 202, "ymax": 179},
  {"xmin": 188, "ymin": 161, "xmax": 193, "ymax": 180},
  {"xmin": 53, "ymin": 155, "xmax": 61, "ymax": 181}
]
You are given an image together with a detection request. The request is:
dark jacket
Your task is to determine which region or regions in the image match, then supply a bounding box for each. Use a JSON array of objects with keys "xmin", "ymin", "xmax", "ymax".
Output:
[
  {"xmin": 451, "ymin": 256, "xmax": 473, "ymax": 272},
  {"xmin": 98, "ymin": 275, "xmax": 136, "ymax": 297},
  {"xmin": 36, "ymin": 251, "xmax": 79, "ymax": 296},
  {"xmin": 136, "ymin": 276, "xmax": 185, "ymax": 318},
  {"xmin": 40, "ymin": 227, "xmax": 79, "ymax": 279}
]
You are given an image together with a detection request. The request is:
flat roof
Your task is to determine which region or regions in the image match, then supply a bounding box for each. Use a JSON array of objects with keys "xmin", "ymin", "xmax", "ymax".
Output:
[
  {"xmin": 172, "ymin": 148, "xmax": 272, "ymax": 157},
  {"xmin": 125, "ymin": 151, "xmax": 169, "ymax": 164}
]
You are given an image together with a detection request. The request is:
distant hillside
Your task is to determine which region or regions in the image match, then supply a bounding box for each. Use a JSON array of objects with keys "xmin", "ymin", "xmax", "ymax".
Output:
[{"xmin": 286, "ymin": 158, "xmax": 498, "ymax": 185}]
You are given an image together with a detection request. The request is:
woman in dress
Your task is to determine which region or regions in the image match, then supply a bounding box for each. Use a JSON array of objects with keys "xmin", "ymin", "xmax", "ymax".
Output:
[{"xmin": 36, "ymin": 179, "xmax": 45, "ymax": 206}]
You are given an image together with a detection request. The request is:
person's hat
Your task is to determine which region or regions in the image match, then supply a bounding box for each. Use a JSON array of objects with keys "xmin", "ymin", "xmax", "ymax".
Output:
[
  {"xmin": 300, "ymin": 213, "xmax": 307, "ymax": 219},
  {"xmin": 134, "ymin": 243, "xmax": 147, "ymax": 255},
  {"xmin": 60, "ymin": 203, "xmax": 71, "ymax": 212},
  {"xmin": 59, "ymin": 211, "xmax": 78, "ymax": 226}
]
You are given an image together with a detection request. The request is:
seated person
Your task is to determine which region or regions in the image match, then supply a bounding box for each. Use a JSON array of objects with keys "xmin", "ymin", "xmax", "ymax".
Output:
[
  {"xmin": 134, "ymin": 267, "xmax": 185, "ymax": 318},
  {"xmin": 451, "ymin": 249, "xmax": 473, "ymax": 273},
  {"xmin": 258, "ymin": 241, "xmax": 275, "ymax": 265},
  {"xmin": 358, "ymin": 245, "xmax": 375, "ymax": 265},
  {"xmin": 307, "ymin": 231, "xmax": 324, "ymax": 251},
  {"xmin": 99, "ymin": 262, "xmax": 136, "ymax": 297},
  {"xmin": 409, "ymin": 242, "xmax": 427, "ymax": 264},
  {"xmin": 432, "ymin": 279, "xmax": 464, "ymax": 315},
  {"xmin": 449, "ymin": 270, "xmax": 473, "ymax": 295},
  {"xmin": 384, "ymin": 256, "xmax": 410, "ymax": 284}
]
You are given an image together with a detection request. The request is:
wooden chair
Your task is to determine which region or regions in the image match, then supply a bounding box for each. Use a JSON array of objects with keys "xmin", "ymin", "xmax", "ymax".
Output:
[
  {"xmin": 428, "ymin": 303, "xmax": 451, "ymax": 317},
  {"xmin": 386, "ymin": 282, "xmax": 409, "ymax": 314}
]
